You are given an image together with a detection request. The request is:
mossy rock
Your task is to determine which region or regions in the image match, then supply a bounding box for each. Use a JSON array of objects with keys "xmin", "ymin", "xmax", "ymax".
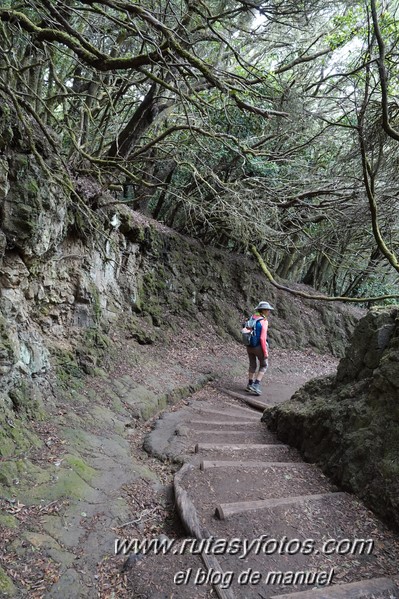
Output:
[
  {"xmin": 8, "ymin": 380, "xmax": 46, "ymax": 421},
  {"xmin": 0, "ymin": 426, "xmax": 16, "ymax": 457},
  {"xmin": 118, "ymin": 212, "xmax": 146, "ymax": 243},
  {"xmin": 30, "ymin": 468, "xmax": 96, "ymax": 501},
  {"xmin": 110, "ymin": 397, "xmax": 125, "ymax": 414},
  {"xmin": 0, "ymin": 460, "xmax": 21, "ymax": 487},
  {"xmin": 125, "ymin": 314, "xmax": 157, "ymax": 345},
  {"xmin": 75, "ymin": 328, "xmax": 112, "ymax": 374},
  {"xmin": 263, "ymin": 308, "xmax": 399, "ymax": 530},
  {"xmin": 60, "ymin": 427, "xmax": 104, "ymax": 453},
  {"xmin": 0, "ymin": 458, "xmax": 51, "ymax": 491},
  {"xmin": 0, "ymin": 314, "xmax": 16, "ymax": 371},
  {"xmin": 0, "ymin": 414, "xmax": 43, "ymax": 459},
  {"xmin": 52, "ymin": 348, "xmax": 84, "ymax": 390},
  {"xmin": 0, "ymin": 512, "xmax": 18, "ymax": 528},
  {"xmin": 62, "ymin": 454, "xmax": 97, "ymax": 483},
  {"xmin": 0, "ymin": 101, "xmax": 14, "ymax": 150},
  {"xmin": 0, "ymin": 566, "xmax": 17, "ymax": 596},
  {"xmin": 138, "ymin": 398, "xmax": 163, "ymax": 421}
]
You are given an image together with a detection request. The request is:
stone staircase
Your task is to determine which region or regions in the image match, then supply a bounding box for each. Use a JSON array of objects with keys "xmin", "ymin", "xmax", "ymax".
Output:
[{"xmin": 142, "ymin": 389, "xmax": 399, "ymax": 598}]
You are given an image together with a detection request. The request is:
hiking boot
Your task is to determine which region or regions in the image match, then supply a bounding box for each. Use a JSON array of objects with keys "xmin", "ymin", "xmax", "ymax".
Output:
[
  {"xmin": 245, "ymin": 383, "xmax": 253, "ymax": 392},
  {"xmin": 249, "ymin": 383, "xmax": 262, "ymax": 396}
]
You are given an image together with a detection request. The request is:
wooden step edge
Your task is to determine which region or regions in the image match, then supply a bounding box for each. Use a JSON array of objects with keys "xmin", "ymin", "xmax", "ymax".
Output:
[
  {"xmin": 174, "ymin": 463, "xmax": 205, "ymax": 539},
  {"xmin": 200, "ymin": 460, "xmax": 303, "ymax": 470},
  {"xmin": 215, "ymin": 492, "xmax": 345, "ymax": 520},
  {"xmin": 200, "ymin": 553, "xmax": 236, "ymax": 599},
  {"xmin": 269, "ymin": 576, "xmax": 399, "ymax": 598},
  {"xmin": 219, "ymin": 388, "xmax": 270, "ymax": 411},
  {"xmin": 242, "ymin": 396, "xmax": 270, "ymax": 411},
  {"xmin": 173, "ymin": 464, "xmax": 237, "ymax": 599},
  {"xmin": 186, "ymin": 420, "xmax": 258, "ymax": 427},
  {"xmin": 190, "ymin": 406, "xmax": 260, "ymax": 420},
  {"xmin": 195, "ymin": 443, "xmax": 286, "ymax": 452},
  {"xmin": 191, "ymin": 429, "xmax": 264, "ymax": 435}
]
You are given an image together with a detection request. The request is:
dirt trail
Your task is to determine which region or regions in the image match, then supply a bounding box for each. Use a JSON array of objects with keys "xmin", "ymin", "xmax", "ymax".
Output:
[
  {"xmin": 3, "ymin": 339, "xmax": 398, "ymax": 598},
  {"xmin": 134, "ymin": 376, "xmax": 399, "ymax": 598}
]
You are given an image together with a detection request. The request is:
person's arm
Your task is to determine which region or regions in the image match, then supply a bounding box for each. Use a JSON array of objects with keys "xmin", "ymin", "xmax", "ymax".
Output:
[{"xmin": 260, "ymin": 319, "xmax": 268, "ymax": 357}]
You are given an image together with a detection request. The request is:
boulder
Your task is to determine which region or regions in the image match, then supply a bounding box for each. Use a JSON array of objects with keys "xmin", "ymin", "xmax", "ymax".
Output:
[
  {"xmin": 263, "ymin": 306, "xmax": 399, "ymax": 530},
  {"xmin": 2, "ymin": 155, "xmax": 67, "ymax": 257}
]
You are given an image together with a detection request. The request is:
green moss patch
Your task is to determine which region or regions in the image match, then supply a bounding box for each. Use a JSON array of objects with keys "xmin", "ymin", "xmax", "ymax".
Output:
[
  {"xmin": 63, "ymin": 454, "xmax": 97, "ymax": 483},
  {"xmin": 30, "ymin": 468, "xmax": 96, "ymax": 502},
  {"xmin": 263, "ymin": 308, "xmax": 399, "ymax": 530},
  {"xmin": 0, "ymin": 513, "xmax": 18, "ymax": 528},
  {"xmin": 0, "ymin": 417, "xmax": 42, "ymax": 459},
  {"xmin": 53, "ymin": 348, "xmax": 84, "ymax": 391},
  {"xmin": 8, "ymin": 380, "xmax": 46, "ymax": 421},
  {"xmin": 0, "ymin": 566, "xmax": 17, "ymax": 596}
]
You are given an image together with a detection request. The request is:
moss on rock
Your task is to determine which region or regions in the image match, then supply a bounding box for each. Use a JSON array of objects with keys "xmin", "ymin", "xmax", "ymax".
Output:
[
  {"xmin": 0, "ymin": 513, "xmax": 18, "ymax": 528},
  {"xmin": 63, "ymin": 454, "xmax": 97, "ymax": 483},
  {"xmin": 263, "ymin": 307, "xmax": 399, "ymax": 530},
  {"xmin": 0, "ymin": 412, "xmax": 43, "ymax": 459},
  {"xmin": 0, "ymin": 566, "xmax": 17, "ymax": 596},
  {"xmin": 30, "ymin": 468, "xmax": 95, "ymax": 501},
  {"xmin": 53, "ymin": 348, "xmax": 84, "ymax": 391},
  {"xmin": 0, "ymin": 314, "xmax": 16, "ymax": 374},
  {"xmin": 8, "ymin": 380, "xmax": 46, "ymax": 420}
]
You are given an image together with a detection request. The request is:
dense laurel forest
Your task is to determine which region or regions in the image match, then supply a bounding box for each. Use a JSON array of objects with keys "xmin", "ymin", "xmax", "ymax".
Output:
[{"xmin": 0, "ymin": 0, "xmax": 398, "ymax": 300}]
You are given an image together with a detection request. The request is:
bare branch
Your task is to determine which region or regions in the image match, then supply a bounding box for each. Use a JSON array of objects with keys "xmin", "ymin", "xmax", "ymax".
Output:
[{"xmin": 251, "ymin": 245, "xmax": 399, "ymax": 302}]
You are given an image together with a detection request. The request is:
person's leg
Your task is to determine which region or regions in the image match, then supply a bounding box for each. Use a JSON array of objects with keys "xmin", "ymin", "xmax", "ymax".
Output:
[
  {"xmin": 250, "ymin": 349, "xmax": 268, "ymax": 395},
  {"xmin": 246, "ymin": 348, "xmax": 257, "ymax": 390},
  {"xmin": 255, "ymin": 361, "xmax": 268, "ymax": 382}
]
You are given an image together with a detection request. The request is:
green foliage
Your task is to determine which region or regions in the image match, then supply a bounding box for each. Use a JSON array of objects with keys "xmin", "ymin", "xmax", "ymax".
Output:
[
  {"xmin": 327, "ymin": 7, "xmax": 366, "ymax": 50},
  {"xmin": 357, "ymin": 278, "xmax": 399, "ymax": 306},
  {"xmin": 0, "ymin": 0, "xmax": 399, "ymax": 297}
]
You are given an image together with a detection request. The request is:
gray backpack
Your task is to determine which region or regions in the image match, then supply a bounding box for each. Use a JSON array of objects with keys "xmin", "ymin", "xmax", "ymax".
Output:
[{"xmin": 241, "ymin": 315, "xmax": 263, "ymax": 347}]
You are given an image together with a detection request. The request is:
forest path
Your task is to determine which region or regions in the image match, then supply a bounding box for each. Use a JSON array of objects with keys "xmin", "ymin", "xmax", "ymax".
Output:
[
  {"xmin": 130, "ymin": 371, "xmax": 399, "ymax": 598},
  {"xmin": 3, "ymin": 343, "xmax": 398, "ymax": 598}
]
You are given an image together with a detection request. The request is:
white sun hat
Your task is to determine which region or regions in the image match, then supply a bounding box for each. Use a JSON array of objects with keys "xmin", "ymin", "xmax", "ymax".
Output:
[{"xmin": 255, "ymin": 301, "xmax": 274, "ymax": 310}]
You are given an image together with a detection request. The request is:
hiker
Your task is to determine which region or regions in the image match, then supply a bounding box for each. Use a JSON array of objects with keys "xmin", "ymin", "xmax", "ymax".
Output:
[{"xmin": 245, "ymin": 301, "xmax": 274, "ymax": 396}]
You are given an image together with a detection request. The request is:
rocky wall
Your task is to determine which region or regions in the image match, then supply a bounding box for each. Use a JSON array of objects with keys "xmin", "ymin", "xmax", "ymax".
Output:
[{"xmin": 263, "ymin": 307, "xmax": 399, "ymax": 530}]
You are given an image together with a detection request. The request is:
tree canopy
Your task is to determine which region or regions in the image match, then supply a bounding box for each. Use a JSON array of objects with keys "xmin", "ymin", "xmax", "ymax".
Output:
[{"xmin": 1, "ymin": 0, "xmax": 398, "ymax": 301}]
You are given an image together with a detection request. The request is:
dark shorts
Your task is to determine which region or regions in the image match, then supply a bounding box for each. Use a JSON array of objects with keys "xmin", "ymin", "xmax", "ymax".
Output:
[{"xmin": 247, "ymin": 345, "xmax": 268, "ymax": 373}]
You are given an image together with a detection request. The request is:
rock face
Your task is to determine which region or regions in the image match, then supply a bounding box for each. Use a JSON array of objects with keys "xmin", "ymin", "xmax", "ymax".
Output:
[{"xmin": 263, "ymin": 307, "xmax": 399, "ymax": 530}]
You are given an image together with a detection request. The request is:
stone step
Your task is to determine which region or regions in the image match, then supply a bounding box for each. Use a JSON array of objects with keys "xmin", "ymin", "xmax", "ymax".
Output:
[
  {"xmin": 188, "ymin": 429, "xmax": 278, "ymax": 445},
  {"xmin": 187, "ymin": 418, "xmax": 258, "ymax": 425},
  {"xmin": 190, "ymin": 406, "xmax": 260, "ymax": 421},
  {"xmin": 222, "ymin": 400, "xmax": 264, "ymax": 417},
  {"xmin": 194, "ymin": 443, "xmax": 302, "ymax": 463},
  {"xmin": 179, "ymin": 462, "xmax": 335, "ymax": 507},
  {"xmin": 200, "ymin": 460, "xmax": 305, "ymax": 470},
  {"xmin": 215, "ymin": 491, "xmax": 345, "ymax": 519},
  {"xmin": 189, "ymin": 429, "xmax": 263, "ymax": 435},
  {"xmin": 195, "ymin": 442, "xmax": 290, "ymax": 452},
  {"xmin": 186, "ymin": 419, "xmax": 260, "ymax": 429},
  {"xmin": 175, "ymin": 462, "xmax": 399, "ymax": 596},
  {"xmin": 270, "ymin": 576, "xmax": 399, "ymax": 598}
]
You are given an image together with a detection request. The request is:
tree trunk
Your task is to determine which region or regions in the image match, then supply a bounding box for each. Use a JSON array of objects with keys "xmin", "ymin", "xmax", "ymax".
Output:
[{"xmin": 107, "ymin": 83, "xmax": 157, "ymax": 158}]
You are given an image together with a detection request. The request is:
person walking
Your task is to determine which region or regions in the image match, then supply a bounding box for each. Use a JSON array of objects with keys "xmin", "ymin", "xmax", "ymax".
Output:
[{"xmin": 245, "ymin": 301, "xmax": 274, "ymax": 396}]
